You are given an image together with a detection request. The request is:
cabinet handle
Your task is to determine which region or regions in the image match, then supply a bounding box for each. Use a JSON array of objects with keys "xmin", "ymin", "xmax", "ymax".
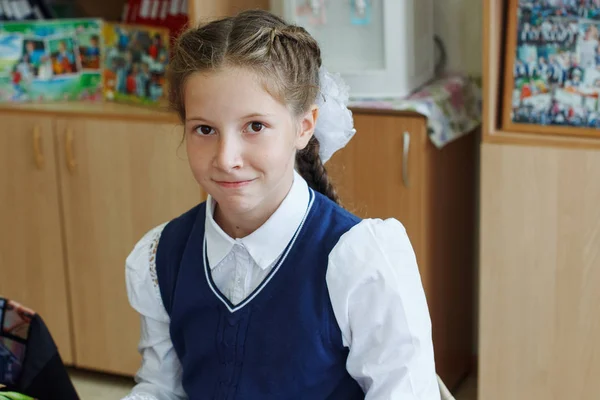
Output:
[
  {"xmin": 65, "ymin": 128, "xmax": 77, "ymax": 173},
  {"xmin": 402, "ymin": 131, "xmax": 410, "ymax": 188},
  {"xmin": 32, "ymin": 125, "xmax": 44, "ymax": 169}
]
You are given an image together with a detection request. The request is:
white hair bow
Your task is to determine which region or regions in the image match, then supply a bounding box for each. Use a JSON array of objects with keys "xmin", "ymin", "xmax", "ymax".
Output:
[{"xmin": 313, "ymin": 66, "xmax": 356, "ymax": 163}]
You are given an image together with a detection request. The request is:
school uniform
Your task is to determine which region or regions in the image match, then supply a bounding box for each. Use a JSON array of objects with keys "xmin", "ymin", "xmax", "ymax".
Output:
[{"xmin": 123, "ymin": 172, "xmax": 440, "ymax": 400}]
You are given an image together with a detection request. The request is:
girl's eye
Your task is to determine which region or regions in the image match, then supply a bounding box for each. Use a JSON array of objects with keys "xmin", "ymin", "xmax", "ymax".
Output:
[
  {"xmin": 247, "ymin": 122, "xmax": 265, "ymax": 133},
  {"xmin": 195, "ymin": 125, "xmax": 215, "ymax": 136}
]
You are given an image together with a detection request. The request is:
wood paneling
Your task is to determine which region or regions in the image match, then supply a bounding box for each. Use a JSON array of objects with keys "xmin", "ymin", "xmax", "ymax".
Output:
[
  {"xmin": 479, "ymin": 142, "xmax": 600, "ymax": 399},
  {"xmin": 0, "ymin": 114, "xmax": 74, "ymax": 363},
  {"xmin": 55, "ymin": 118, "xmax": 200, "ymax": 375}
]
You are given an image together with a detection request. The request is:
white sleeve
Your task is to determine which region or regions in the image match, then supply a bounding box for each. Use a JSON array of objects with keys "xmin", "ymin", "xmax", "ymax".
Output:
[
  {"xmin": 122, "ymin": 224, "xmax": 187, "ymax": 400},
  {"xmin": 327, "ymin": 218, "xmax": 441, "ymax": 400}
]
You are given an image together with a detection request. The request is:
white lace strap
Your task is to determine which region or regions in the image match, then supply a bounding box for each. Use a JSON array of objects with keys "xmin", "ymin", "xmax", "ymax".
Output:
[{"xmin": 148, "ymin": 226, "xmax": 164, "ymax": 302}]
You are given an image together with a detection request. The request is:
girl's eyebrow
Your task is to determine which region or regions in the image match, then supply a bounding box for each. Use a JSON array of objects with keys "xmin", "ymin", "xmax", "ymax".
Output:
[
  {"xmin": 240, "ymin": 112, "xmax": 275, "ymax": 119},
  {"xmin": 185, "ymin": 113, "xmax": 275, "ymax": 123},
  {"xmin": 185, "ymin": 115, "xmax": 213, "ymax": 124}
]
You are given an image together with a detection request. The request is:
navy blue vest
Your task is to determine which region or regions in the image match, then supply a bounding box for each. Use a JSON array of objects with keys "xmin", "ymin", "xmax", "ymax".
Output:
[{"xmin": 155, "ymin": 189, "xmax": 365, "ymax": 400}]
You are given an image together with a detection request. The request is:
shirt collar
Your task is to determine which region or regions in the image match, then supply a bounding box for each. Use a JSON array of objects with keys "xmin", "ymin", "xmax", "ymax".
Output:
[{"xmin": 205, "ymin": 171, "xmax": 310, "ymax": 270}]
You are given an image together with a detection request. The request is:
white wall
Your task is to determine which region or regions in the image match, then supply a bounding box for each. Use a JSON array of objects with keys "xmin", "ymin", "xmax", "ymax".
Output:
[{"xmin": 434, "ymin": 0, "xmax": 483, "ymax": 76}]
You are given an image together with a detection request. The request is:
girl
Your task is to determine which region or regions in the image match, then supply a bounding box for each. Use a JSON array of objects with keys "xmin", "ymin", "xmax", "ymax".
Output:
[{"xmin": 124, "ymin": 9, "xmax": 441, "ymax": 400}]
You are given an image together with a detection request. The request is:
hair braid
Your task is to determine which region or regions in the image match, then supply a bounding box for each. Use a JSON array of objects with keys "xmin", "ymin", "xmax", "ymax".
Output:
[{"xmin": 295, "ymin": 137, "xmax": 340, "ymax": 204}]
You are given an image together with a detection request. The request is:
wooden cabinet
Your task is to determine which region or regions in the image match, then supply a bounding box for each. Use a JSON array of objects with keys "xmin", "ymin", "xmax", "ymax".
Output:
[
  {"xmin": 54, "ymin": 118, "xmax": 200, "ymax": 374},
  {"xmin": 328, "ymin": 112, "xmax": 477, "ymax": 390},
  {"xmin": 327, "ymin": 114, "xmax": 423, "ymax": 247},
  {"xmin": 0, "ymin": 114, "xmax": 73, "ymax": 363},
  {"xmin": 479, "ymin": 142, "xmax": 600, "ymax": 400},
  {"xmin": 0, "ymin": 107, "xmax": 202, "ymax": 374}
]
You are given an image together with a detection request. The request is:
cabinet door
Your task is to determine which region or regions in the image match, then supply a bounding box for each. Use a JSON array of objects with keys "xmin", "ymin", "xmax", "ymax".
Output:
[
  {"xmin": 480, "ymin": 143, "xmax": 600, "ymax": 400},
  {"xmin": 327, "ymin": 113, "xmax": 426, "ymax": 257},
  {"xmin": 0, "ymin": 114, "xmax": 73, "ymax": 363},
  {"xmin": 316, "ymin": 112, "xmax": 476, "ymax": 389},
  {"xmin": 55, "ymin": 118, "xmax": 202, "ymax": 375}
]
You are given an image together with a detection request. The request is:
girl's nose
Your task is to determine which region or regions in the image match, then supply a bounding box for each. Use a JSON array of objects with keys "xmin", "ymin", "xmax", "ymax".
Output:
[{"xmin": 214, "ymin": 134, "xmax": 243, "ymax": 171}]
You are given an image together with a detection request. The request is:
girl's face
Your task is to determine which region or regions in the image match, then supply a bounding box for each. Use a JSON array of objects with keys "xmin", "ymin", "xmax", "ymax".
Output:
[{"xmin": 184, "ymin": 67, "xmax": 316, "ymax": 222}]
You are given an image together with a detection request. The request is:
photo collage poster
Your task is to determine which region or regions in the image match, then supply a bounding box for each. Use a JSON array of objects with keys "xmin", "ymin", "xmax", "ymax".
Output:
[
  {"xmin": 511, "ymin": 0, "xmax": 600, "ymax": 128},
  {"xmin": 0, "ymin": 19, "xmax": 103, "ymax": 102},
  {"xmin": 102, "ymin": 23, "xmax": 170, "ymax": 106}
]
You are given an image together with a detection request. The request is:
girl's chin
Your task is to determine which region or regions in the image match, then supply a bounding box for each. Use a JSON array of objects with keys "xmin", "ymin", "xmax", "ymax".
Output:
[{"xmin": 212, "ymin": 195, "xmax": 258, "ymax": 214}]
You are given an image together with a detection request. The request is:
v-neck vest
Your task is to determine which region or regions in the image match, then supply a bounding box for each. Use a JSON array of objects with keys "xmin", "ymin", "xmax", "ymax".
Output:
[{"xmin": 156, "ymin": 189, "xmax": 364, "ymax": 400}]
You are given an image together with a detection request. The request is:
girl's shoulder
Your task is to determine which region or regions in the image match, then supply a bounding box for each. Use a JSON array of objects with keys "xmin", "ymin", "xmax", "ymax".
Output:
[
  {"xmin": 326, "ymin": 217, "xmax": 425, "ymax": 348},
  {"xmin": 125, "ymin": 222, "xmax": 170, "ymax": 322},
  {"xmin": 334, "ymin": 217, "xmax": 410, "ymax": 254},
  {"xmin": 328, "ymin": 217, "xmax": 417, "ymax": 281},
  {"xmin": 129, "ymin": 202, "xmax": 206, "ymax": 263},
  {"xmin": 124, "ymin": 202, "xmax": 206, "ymax": 319},
  {"xmin": 128, "ymin": 223, "xmax": 168, "ymax": 262}
]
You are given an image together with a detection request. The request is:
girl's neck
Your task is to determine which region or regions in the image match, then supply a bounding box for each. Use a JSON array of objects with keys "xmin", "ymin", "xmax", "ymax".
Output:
[
  {"xmin": 213, "ymin": 178, "xmax": 294, "ymax": 239},
  {"xmin": 214, "ymin": 206, "xmax": 266, "ymax": 239}
]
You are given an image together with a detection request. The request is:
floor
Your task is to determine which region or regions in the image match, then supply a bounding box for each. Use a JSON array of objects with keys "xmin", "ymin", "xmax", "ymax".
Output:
[{"xmin": 69, "ymin": 369, "xmax": 478, "ymax": 399}]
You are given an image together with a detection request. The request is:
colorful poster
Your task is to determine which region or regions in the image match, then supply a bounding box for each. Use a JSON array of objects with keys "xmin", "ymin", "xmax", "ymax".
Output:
[
  {"xmin": 0, "ymin": 19, "xmax": 103, "ymax": 103},
  {"xmin": 102, "ymin": 23, "xmax": 169, "ymax": 106},
  {"xmin": 510, "ymin": 0, "xmax": 600, "ymax": 128}
]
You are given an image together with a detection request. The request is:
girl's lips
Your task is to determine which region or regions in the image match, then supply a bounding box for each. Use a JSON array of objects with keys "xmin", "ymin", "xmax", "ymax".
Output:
[{"xmin": 214, "ymin": 179, "xmax": 256, "ymax": 188}]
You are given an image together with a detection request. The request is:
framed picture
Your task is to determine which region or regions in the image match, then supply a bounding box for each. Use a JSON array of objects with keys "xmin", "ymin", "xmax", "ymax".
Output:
[{"xmin": 502, "ymin": 0, "xmax": 600, "ymax": 138}]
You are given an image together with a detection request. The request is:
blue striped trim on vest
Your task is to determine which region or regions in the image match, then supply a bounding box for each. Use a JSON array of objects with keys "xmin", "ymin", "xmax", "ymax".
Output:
[{"xmin": 203, "ymin": 190, "xmax": 315, "ymax": 313}]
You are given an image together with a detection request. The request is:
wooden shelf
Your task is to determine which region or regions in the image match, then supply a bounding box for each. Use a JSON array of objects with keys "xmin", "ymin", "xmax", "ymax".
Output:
[
  {"xmin": 0, "ymin": 101, "xmax": 179, "ymax": 124},
  {"xmin": 0, "ymin": 101, "xmax": 423, "ymax": 122}
]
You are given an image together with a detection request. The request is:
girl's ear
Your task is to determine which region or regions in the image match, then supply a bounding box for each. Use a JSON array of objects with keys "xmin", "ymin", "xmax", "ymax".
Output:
[{"xmin": 295, "ymin": 105, "xmax": 318, "ymax": 151}]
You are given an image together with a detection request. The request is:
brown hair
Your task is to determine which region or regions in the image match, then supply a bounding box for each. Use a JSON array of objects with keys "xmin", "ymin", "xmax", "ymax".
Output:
[{"xmin": 168, "ymin": 9, "xmax": 339, "ymax": 204}]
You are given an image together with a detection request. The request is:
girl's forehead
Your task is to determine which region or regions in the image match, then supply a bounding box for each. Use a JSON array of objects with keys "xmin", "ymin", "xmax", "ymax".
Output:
[
  {"xmin": 184, "ymin": 68, "xmax": 290, "ymax": 120},
  {"xmin": 187, "ymin": 67, "xmax": 265, "ymax": 91}
]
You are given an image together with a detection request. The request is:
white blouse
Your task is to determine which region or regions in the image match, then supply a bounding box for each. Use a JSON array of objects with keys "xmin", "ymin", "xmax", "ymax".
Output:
[{"xmin": 123, "ymin": 173, "xmax": 441, "ymax": 400}]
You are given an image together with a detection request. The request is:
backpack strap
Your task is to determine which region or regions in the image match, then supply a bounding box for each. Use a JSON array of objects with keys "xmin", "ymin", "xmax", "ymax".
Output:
[{"xmin": 155, "ymin": 203, "xmax": 205, "ymax": 315}]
